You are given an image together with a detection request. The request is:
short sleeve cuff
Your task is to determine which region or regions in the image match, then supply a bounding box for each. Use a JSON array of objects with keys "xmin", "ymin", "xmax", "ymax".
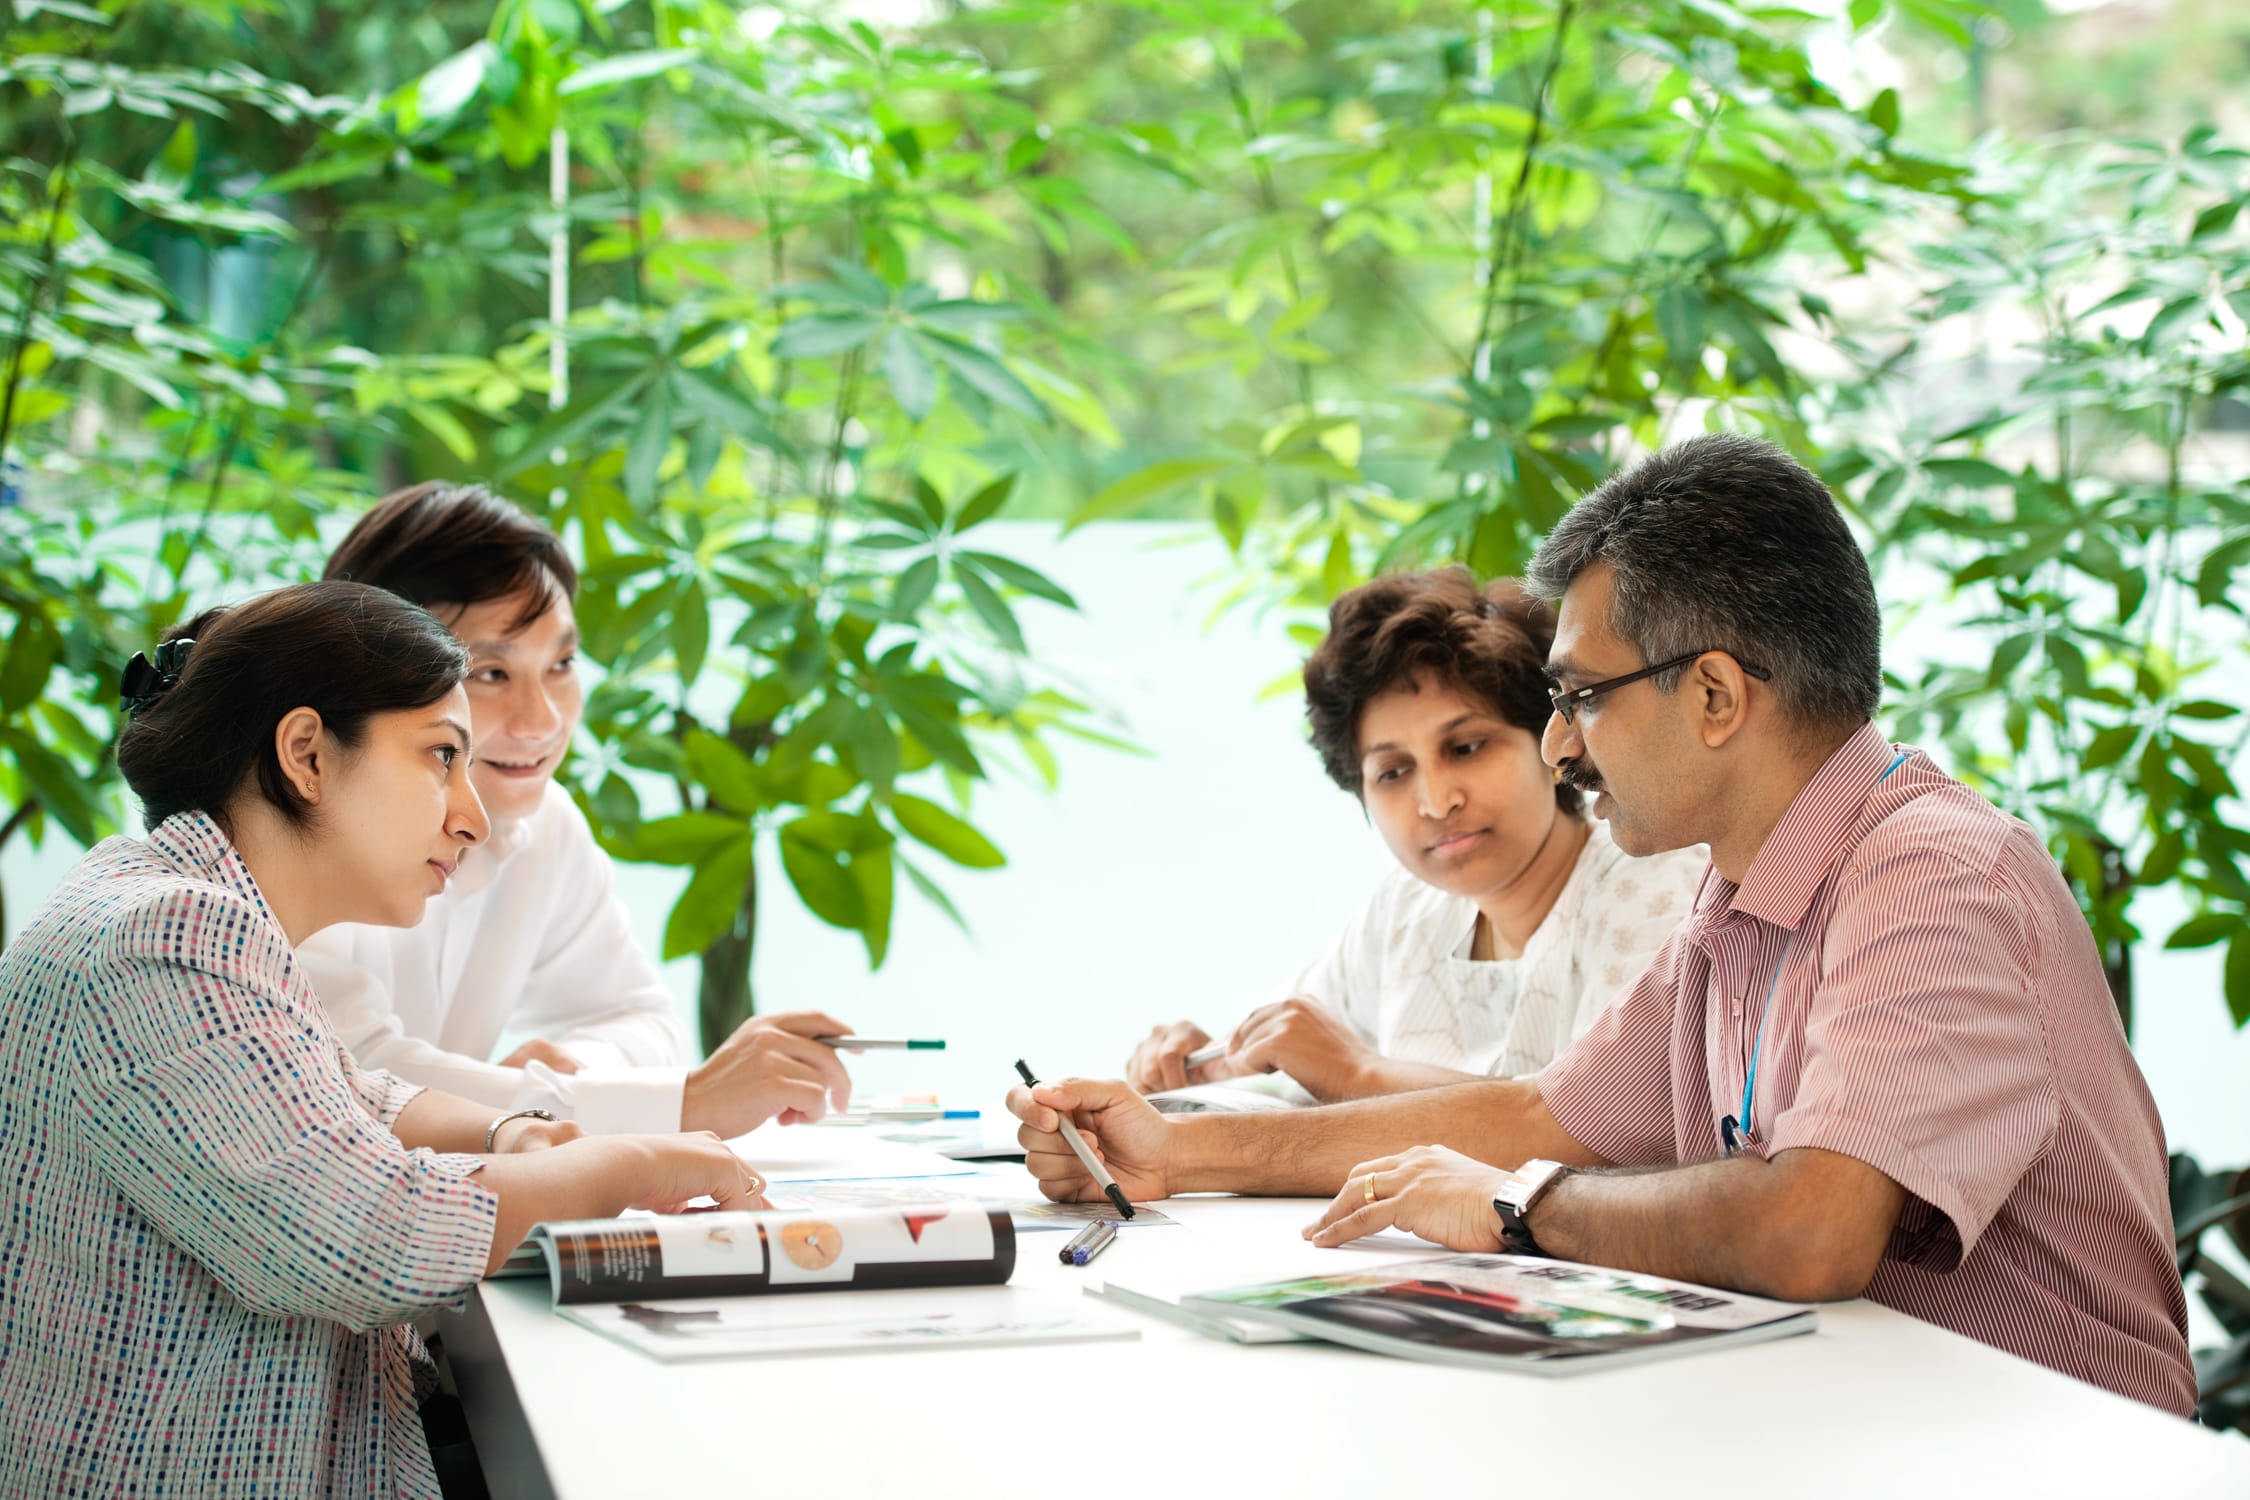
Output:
[
  {"xmin": 365, "ymin": 1069, "xmax": 426, "ymax": 1128},
  {"xmin": 1764, "ymin": 1110, "xmax": 1983, "ymax": 1271},
  {"xmin": 408, "ymin": 1149, "xmax": 501, "ymax": 1298}
]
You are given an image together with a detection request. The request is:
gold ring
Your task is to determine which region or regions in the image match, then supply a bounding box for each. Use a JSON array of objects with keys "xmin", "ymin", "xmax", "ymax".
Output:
[
  {"xmin": 1363, "ymin": 1173, "xmax": 1378, "ymax": 1204},
  {"xmin": 743, "ymin": 1174, "xmax": 763, "ymax": 1197}
]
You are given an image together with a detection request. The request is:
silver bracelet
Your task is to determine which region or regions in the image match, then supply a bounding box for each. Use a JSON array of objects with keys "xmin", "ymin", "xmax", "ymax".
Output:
[{"xmin": 484, "ymin": 1108, "xmax": 557, "ymax": 1153}]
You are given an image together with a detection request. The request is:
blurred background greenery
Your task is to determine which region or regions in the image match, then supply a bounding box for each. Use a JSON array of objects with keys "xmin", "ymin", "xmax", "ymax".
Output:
[{"xmin": 5, "ymin": 0, "xmax": 2244, "ymax": 1032}]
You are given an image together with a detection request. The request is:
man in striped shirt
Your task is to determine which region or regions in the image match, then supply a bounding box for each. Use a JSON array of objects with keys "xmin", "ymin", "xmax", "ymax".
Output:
[{"xmin": 1008, "ymin": 433, "xmax": 2196, "ymax": 1415}]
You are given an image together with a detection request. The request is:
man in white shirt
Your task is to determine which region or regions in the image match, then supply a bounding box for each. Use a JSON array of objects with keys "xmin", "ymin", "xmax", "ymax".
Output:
[{"xmin": 302, "ymin": 481, "xmax": 856, "ymax": 1135}]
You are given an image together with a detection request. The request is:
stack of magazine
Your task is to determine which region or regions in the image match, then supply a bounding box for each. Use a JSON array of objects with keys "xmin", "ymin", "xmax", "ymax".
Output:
[
  {"xmin": 505, "ymin": 1204, "xmax": 1135, "ymax": 1363},
  {"xmin": 1105, "ymin": 1253, "xmax": 1816, "ymax": 1374}
]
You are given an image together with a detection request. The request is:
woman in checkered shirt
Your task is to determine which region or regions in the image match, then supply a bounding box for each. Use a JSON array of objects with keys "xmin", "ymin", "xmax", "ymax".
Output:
[{"xmin": 0, "ymin": 581, "xmax": 765, "ymax": 1498}]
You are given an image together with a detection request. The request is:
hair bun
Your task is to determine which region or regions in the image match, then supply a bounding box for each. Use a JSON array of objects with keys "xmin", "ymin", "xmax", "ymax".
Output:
[{"xmin": 119, "ymin": 637, "xmax": 196, "ymax": 715}]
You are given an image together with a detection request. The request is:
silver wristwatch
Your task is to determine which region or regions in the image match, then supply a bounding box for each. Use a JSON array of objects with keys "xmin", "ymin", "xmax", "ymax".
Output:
[
  {"xmin": 484, "ymin": 1108, "xmax": 557, "ymax": 1153},
  {"xmin": 1492, "ymin": 1158, "xmax": 1571, "ymax": 1256}
]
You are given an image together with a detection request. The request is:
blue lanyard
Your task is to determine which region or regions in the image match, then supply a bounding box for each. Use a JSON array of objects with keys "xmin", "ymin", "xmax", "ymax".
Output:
[{"xmin": 1725, "ymin": 748, "xmax": 1910, "ymax": 1156}]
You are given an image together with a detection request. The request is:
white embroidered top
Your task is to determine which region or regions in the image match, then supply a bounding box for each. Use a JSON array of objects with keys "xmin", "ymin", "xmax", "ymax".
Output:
[{"xmin": 1286, "ymin": 819, "xmax": 1707, "ymax": 1078}]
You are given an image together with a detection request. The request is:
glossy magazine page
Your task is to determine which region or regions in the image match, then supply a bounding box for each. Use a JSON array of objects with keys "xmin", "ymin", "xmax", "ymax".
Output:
[{"xmin": 1182, "ymin": 1254, "xmax": 1816, "ymax": 1376}]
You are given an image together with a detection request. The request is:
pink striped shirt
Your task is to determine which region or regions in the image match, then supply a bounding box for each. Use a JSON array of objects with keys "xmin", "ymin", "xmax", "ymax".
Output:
[{"xmin": 1538, "ymin": 723, "xmax": 2194, "ymax": 1414}]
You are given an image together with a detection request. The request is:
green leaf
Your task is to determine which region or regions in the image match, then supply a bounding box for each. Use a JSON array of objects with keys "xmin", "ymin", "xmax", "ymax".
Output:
[
  {"xmin": 1069, "ymin": 457, "xmax": 1237, "ymax": 532},
  {"xmin": 623, "ymin": 381, "xmax": 673, "ymax": 508},
  {"xmin": 780, "ymin": 823, "xmax": 866, "ymax": 928},
  {"xmin": 409, "ymin": 403, "xmax": 476, "ymax": 463},
  {"xmin": 672, "ymin": 371, "xmax": 787, "ymax": 454},
  {"xmin": 957, "ymin": 551, "xmax": 1076, "ymax": 609},
  {"xmin": 2167, "ymin": 913, "xmax": 2238, "ymax": 950},
  {"xmin": 684, "ymin": 728, "xmax": 766, "ymax": 815},
  {"xmin": 880, "ymin": 327, "xmax": 938, "ymax": 422},
  {"xmin": 2227, "ymin": 933, "xmax": 2250, "ymax": 1029},
  {"xmin": 920, "ymin": 335, "xmax": 1045, "ymax": 419},
  {"xmin": 2145, "ymin": 297, "xmax": 2207, "ymax": 352},
  {"xmin": 630, "ymin": 811, "xmax": 745, "ymax": 864},
  {"xmin": 2195, "ymin": 536, "xmax": 2250, "ymax": 609},
  {"xmin": 851, "ymin": 843, "xmax": 894, "ymax": 967},
  {"xmin": 1868, "ymin": 87, "xmax": 1900, "ymax": 137},
  {"xmin": 892, "ymin": 556, "xmax": 940, "ymax": 621},
  {"xmin": 953, "ymin": 473, "xmax": 1015, "ymax": 533},
  {"xmin": 2191, "ymin": 200, "xmax": 2241, "ymax": 242},
  {"xmin": 148, "ymin": 119, "xmax": 197, "ymax": 196},
  {"xmin": 0, "ymin": 618, "xmax": 58, "ymax": 715},
  {"xmin": 671, "ymin": 576, "xmax": 710, "ymax": 687},
  {"xmin": 498, "ymin": 374, "xmax": 652, "ymax": 479},
  {"xmin": 899, "ymin": 854, "xmax": 970, "ymax": 934},
  {"xmin": 18, "ymin": 0, "xmax": 113, "ymax": 21},
  {"xmin": 661, "ymin": 835, "xmax": 756, "ymax": 960},
  {"xmin": 1922, "ymin": 458, "xmax": 2013, "ymax": 489},
  {"xmin": 912, "ymin": 476, "xmax": 947, "ymax": 530},
  {"xmin": 2081, "ymin": 724, "xmax": 2139, "ymax": 771},
  {"xmin": 890, "ymin": 792, "xmax": 1005, "ymax": 868},
  {"xmin": 413, "ymin": 41, "xmax": 498, "ymax": 124},
  {"xmin": 1, "ymin": 730, "xmax": 105, "ymax": 846},
  {"xmin": 559, "ymin": 48, "xmax": 700, "ymax": 96},
  {"xmin": 772, "ymin": 313, "xmax": 884, "ymax": 359},
  {"xmin": 1653, "ymin": 284, "xmax": 1705, "ymax": 370},
  {"xmin": 2176, "ymin": 701, "xmax": 2240, "ymax": 721},
  {"xmin": 953, "ymin": 561, "xmax": 1026, "ymax": 652}
]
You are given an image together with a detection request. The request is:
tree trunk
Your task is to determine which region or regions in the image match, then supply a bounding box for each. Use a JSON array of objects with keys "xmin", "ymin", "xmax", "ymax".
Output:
[
  {"xmin": 2096, "ymin": 834, "xmax": 2133, "ymax": 1040},
  {"xmin": 695, "ymin": 858, "xmax": 758, "ymax": 1051},
  {"xmin": 0, "ymin": 796, "xmax": 42, "ymax": 947}
]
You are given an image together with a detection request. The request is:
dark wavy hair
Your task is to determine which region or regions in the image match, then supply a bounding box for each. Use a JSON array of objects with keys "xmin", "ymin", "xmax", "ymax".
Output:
[
  {"xmin": 324, "ymin": 481, "xmax": 576, "ymax": 629},
  {"xmin": 1526, "ymin": 433, "xmax": 1881, "ymax": 731},
  {"xmin": 115, "ymin": 581, "xmax": 470, "ymax": 834},
  {"xmin": 1303, "ymin": 566, "xmax": 1578, "ymax": 815}
]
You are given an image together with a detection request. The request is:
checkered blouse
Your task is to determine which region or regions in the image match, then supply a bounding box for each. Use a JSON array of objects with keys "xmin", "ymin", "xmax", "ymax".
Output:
[{"xmin": 0, "ymin": 813, "xmax": 499, "ymax": 1496}]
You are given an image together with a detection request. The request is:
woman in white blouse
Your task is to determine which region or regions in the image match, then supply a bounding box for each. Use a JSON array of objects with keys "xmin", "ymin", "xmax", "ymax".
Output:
[
  {"xmin": 0, "ymin": 581, "xmax": 763, "ymax": 1497},
  {"xmin": 1128, "ymin": 568, "xmax": 1706, "ymax": 1100},
  {"xmin": 306, "ymin": 482, "xmax": 860, "ymax": 1138}
]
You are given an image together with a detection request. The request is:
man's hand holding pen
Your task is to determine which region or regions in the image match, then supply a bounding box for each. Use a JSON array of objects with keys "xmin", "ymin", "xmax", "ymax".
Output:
[{"xmin": 1007, "ymin": 1077, "xmax": 1176, "ymax": 1205}]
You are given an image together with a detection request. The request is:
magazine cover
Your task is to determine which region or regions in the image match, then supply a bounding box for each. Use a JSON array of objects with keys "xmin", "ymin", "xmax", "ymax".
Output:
[
  {"xmin": 529, "ymin": 1203, "xmax": 1016, "ymax": 1306},
  {"xmin": 1183, "ymin": 1254, "xmax": 1817, "ymax": 1375}
]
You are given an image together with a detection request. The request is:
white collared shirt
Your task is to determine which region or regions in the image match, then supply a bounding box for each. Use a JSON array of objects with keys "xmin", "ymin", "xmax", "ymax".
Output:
[
  {"xmin": 299, "ymin": 781, "xmax": 692, "ymax": 1134},
  {"xmin": 1287, "ymin": 818, "xmax": 1707, "ymax": 1078}
]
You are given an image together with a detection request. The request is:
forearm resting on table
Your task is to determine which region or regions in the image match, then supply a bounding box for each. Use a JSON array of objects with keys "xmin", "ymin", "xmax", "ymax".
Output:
[
  {"xmin": 393, "ymin": 1086, "xmax": 516, "ymax": 1155},
  {"xmin": 1531, "ymin": 1147, "xmax": 1907, "ymax": 1304},
  {"xmin": 1348, "ymin": 1056, "xmax": 1489, "ymax": 1100},
  {"xmin": 469, "ymin": 1148, "xmax": 636, "ymax": 1276},
  {"xmin": 1175, "ymin": 1077, "xmax": 1601, "ymax": 1196}
]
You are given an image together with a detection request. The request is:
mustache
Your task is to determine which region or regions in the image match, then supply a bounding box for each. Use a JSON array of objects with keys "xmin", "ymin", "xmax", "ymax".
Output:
[{"xmin": 1557, "ymin": 757, "xmax": 1604, "ymax": 793}]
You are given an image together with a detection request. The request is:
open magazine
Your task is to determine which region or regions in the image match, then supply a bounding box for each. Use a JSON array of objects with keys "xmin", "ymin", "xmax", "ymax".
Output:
[
  {"xmin": 515, "ymin": 1204, "xmax": 1136, "ymax": 1363},
  {"xmin": 1181, "ymin": 1254, "xmax": 1816, "ymax": 1375}
]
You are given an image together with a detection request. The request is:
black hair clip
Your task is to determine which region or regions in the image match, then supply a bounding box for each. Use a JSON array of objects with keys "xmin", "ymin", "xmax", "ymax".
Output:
[{"xmin": 120, "ymin": 637, "xmax": 195, "ymax": 715}]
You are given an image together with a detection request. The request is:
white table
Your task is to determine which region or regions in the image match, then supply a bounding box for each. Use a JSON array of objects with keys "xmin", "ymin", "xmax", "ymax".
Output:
[{"xmin": 444, "ymin": 1177, "xmax": 2250, "ymax": 1500}]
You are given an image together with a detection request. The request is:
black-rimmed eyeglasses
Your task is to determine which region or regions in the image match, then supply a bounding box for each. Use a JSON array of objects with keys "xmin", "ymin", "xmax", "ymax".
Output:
[{"xmin": 1547, "ymin": 650, "xmax": 1772, "ymax": 725}]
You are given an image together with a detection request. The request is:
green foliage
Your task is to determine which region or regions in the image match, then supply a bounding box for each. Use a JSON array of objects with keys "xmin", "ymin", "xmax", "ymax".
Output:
[
  {"xmin": 969, "ymin": 0, "xmax": 2246, "ymax": 1032},
  {"xmin": 4, "ymin": 0, "xmax": 2245, "ymax": 1042},
  {"xmin": 999, "ymin": 0, "xmax": 1981, "ymax": 594},
  {"xmin": 1856, "ymin": 131, "xmax": 2250, "ymax": 1034},
  {"xmin": 0, "ymin": 0, "xmax": 1130, "ymax": 1047}
]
